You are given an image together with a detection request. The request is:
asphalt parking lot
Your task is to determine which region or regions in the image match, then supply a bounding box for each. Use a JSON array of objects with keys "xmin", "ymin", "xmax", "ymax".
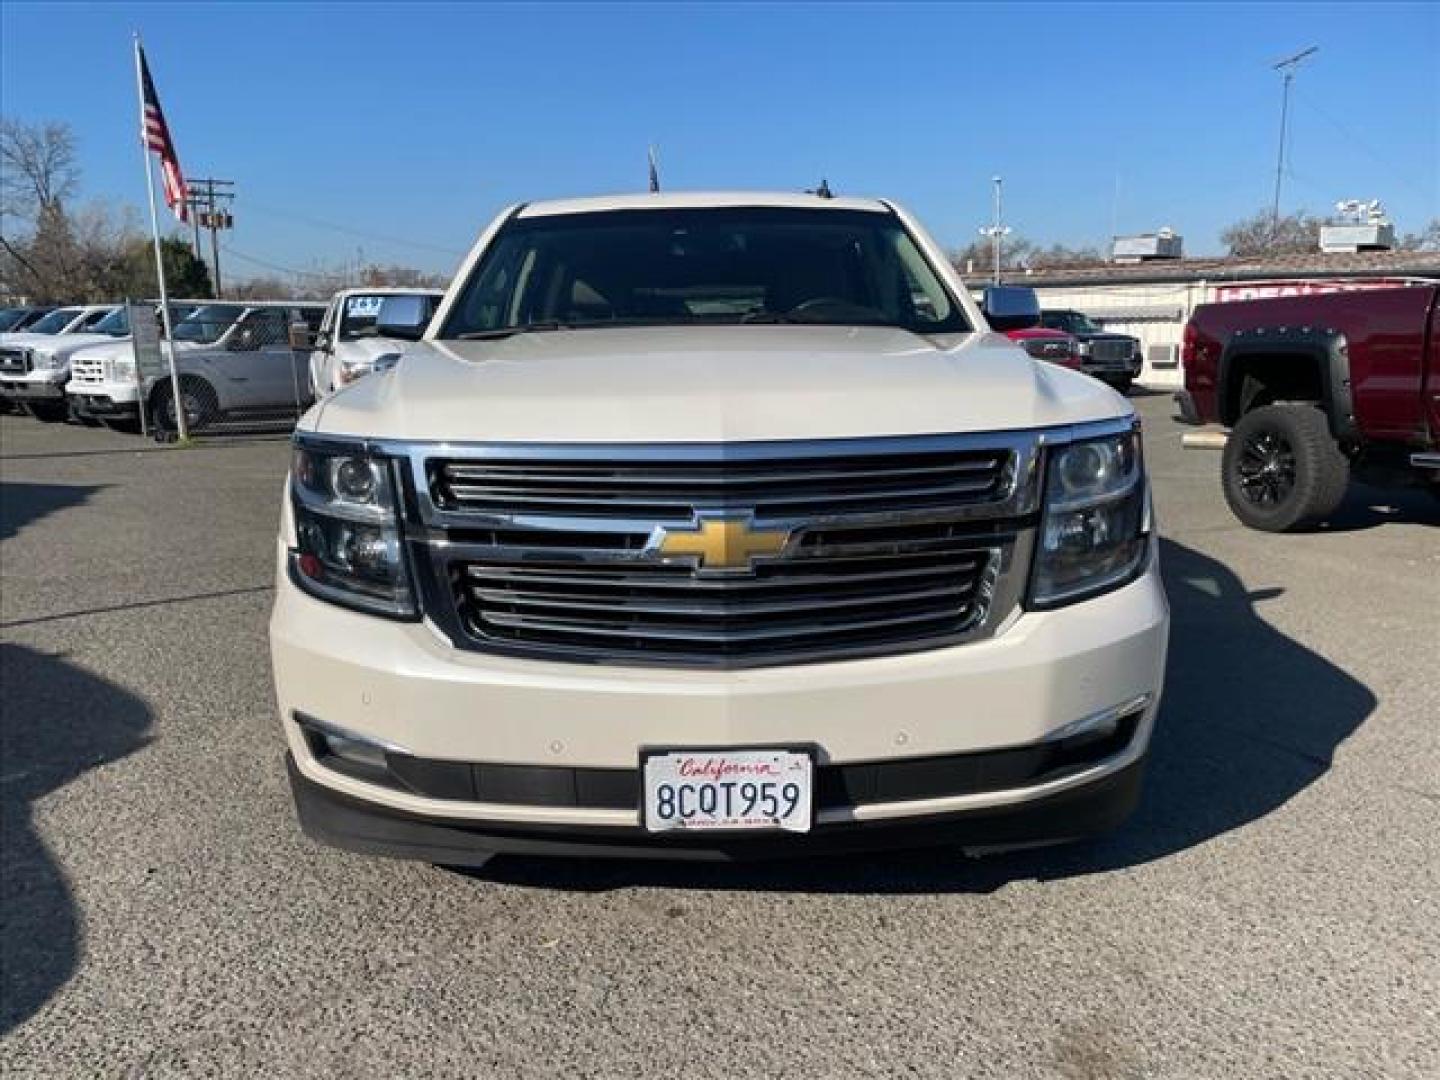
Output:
[{"xmin": 2, "ymin": 393, "xmax": 1437, "ymax": 1079}]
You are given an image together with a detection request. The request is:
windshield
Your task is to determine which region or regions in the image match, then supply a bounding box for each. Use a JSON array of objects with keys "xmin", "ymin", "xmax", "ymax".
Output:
[
  {"xmin": 337, "ymin": 294, "xmax": 438, "ymax": 340},
  {"xmin": 27, "ymin": 308, "xmax": 82, "ymax": 335},
  {"xmin": 0, "ymin": 309, "xmax": 29, "ymax": 332},
  {"xmin": 440, "ymin": 207, "xmax": 970, "ymax": 338},
  {"xmin": 1044, "ymin": 310, "xmax": 1103, "ymax": 335},
  {"xmin": 172, "ymin": 303, "xmax": 245, "ymax": 344},
  {"xmin": 90, "ymin": 308, "xmax": 131, "ymax": 336}
]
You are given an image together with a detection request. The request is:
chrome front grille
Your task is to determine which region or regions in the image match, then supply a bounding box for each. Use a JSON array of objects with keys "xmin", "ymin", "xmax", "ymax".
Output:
[
  {"xmin": 0, "ymin": 348, "xmax": 29, "ymax": 374},
  {"xmin": 430, "ymin": 447, "xmax": 1013, "ymax": 521},
  {"xmin": 69, "ymin": 356, "xmax": 107, "ymax": 386},
  {"xmin": 1089, "ymin": 339, "xmax": 1134, "ymax": 366},
  {"xmin": 452, "ymin": 535, "xmax": 1005, "ymax": 664},
  {"xmin": 402, "ymin": 433, "xmax": 1042, "ymax": 669}
]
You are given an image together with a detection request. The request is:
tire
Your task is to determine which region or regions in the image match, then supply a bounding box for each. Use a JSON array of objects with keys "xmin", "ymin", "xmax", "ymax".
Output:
[
  {"xmin": 152, "ymin": 378, "xmax": 217, "ymax": 434},
  {"xmin": 1222, "ymin": 402, "xmax": 1350, "ymax": 531},
  {"xmin": 1106, "ymin": 376, "xmax": 1134, "ymax": 395}
]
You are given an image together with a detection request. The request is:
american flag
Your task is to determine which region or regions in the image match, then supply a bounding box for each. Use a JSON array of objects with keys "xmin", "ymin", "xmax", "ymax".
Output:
[{"xmin": 138, "ymin": 44, "xmax": 188, "ymax": 223}]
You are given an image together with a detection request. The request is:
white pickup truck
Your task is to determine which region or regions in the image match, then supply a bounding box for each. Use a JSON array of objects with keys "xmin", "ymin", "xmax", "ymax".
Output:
[
  {"xmin": 0, "ymin": 304, "xmax": 120, "ymax": 418},
  {"xmin": 68, "ymin": 300, "xmax": 325, "ymax": 430},
  {"xmin": 270, "ymin": 192, "xmax": 1169, "ymax": 863},
  {"xmin": 306, "ymin": 287, "xmax": 444, "ymax": 398}
]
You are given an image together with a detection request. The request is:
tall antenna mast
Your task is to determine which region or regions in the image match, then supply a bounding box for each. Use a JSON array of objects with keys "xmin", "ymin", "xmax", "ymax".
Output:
[{"xmin": 1270, "ymin": 45, "xmax": 1318, "ymax": 236}]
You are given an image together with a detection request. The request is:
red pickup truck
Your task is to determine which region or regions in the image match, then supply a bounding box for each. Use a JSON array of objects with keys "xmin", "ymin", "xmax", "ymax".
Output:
[{"xmin": 1178, "ymin": 284, "xmax": 1440, "ymax": 530}]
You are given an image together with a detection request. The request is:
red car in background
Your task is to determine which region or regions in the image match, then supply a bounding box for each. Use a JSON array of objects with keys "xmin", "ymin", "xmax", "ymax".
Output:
[{"xmin": 1003, "ymin": 326, "xmax": 1082, "ymax": 370}]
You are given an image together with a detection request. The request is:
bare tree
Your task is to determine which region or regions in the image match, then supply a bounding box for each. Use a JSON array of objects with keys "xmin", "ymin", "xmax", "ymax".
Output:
[
  {"xmin": 1220, "ymin": 209, "xmax": 1323, "ymax": 257},
  {"xmin": 1396, "ymin": 219, "xmax": 1440, "ymax": 252},
  {"xmin": 0, "ymin": 117, "xmax": 79, "ymax": 223},
  {"xmin": 952, "ymin": 236, "xmax": 1102, "ymax": 275}
]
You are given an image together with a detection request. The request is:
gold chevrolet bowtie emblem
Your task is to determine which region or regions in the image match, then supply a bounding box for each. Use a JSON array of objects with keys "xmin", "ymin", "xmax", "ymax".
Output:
[{"xmin": 653, "ymin": 516, "xmax": 792, "ymax": 573}]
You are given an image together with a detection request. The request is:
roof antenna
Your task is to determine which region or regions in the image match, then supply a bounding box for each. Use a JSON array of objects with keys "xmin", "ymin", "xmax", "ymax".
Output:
[
  {"xmin": 648, "ymin": 145, "xmax": 660, "ymax": 194},
  {"xmin": 809, "ymin": 178, "xmax": 834, "ymax": 199}
]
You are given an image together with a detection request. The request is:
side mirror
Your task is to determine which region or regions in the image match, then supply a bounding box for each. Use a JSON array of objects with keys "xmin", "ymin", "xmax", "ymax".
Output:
[
  {"xmin": 288, "ymin": 323, "xmax": 320, "ymax": 350},
  {"xmin": 375, "ymin": 295, "xmax": 432, "ymax": 342},
  {"xmin": 981, "ymin": 286, "xmax": 1041, "ymax": 332}
]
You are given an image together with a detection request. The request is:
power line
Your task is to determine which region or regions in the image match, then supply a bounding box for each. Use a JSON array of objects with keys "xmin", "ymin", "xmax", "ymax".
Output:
[
  {"xmin": 239, "ymin": 200, "xmax": 468, "ymax": 256},
  {"xmin": 1293, "ymin": 90, "xmax": 1438, "ymax": 206},
  {"xmin": 218, "ymin": 243, "xmax": 337, "ymax": 280}
]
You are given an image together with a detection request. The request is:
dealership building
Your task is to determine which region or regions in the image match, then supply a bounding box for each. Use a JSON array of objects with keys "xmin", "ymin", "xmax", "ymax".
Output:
[{"xmin": 963, "ymin": 240, "xmax": 1440, "ymax": 389}]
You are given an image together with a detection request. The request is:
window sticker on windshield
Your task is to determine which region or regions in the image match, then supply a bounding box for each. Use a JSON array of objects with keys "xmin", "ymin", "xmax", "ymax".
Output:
[{"xmin": 346, "ymin": 296, "xmax": 385, "ymax": 317}]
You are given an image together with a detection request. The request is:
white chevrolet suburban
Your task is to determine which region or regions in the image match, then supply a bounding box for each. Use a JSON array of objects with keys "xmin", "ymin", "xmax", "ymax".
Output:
[{"xmin": 270, "ymin": 192, "xmax": 1169, "ymax": 862}]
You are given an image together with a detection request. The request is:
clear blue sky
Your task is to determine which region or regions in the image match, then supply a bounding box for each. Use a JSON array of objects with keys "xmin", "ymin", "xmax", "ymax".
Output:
[{"xmin": 3, "ymin": 2, "xmax": 1436, "ymax": 281}]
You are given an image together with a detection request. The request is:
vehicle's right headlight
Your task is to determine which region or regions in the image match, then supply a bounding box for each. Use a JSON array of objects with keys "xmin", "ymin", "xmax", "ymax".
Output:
[
  {"xmin": 1029, "ymin": 425, "xmax": 1150, "ymax": 608},
  {"xmin": 288, "ymin": 437, "xmax": 416, "ymax": 617}
]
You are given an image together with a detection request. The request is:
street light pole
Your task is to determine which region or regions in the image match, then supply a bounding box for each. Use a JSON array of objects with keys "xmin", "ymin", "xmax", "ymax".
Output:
[
  {"xmin": 977, "ymin": 176, "xmax": 1011, "ymax": 285},
  {"xmin": 1271, "ymin": 46, "xmax": 1318, "ymax": 236}
]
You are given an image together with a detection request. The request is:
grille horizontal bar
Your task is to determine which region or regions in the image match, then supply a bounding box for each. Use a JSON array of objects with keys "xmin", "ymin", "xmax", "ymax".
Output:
[
  {"xmin": 452, "ymin": 542, "xmax": 998, "ymax": 663},
  {"xmin": 430, "ymin": 448, "xmax": 1012, "ymax": 520}
]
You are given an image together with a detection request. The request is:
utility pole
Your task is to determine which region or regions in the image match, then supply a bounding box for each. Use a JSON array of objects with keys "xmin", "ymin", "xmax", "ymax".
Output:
[
  {"xmin": 183, "ymin": 177, "xmax": 235, "ymax": 296},
  {"xmin": 1270, "ymin": 46, "xmax": 1318, "ymax": 236},
  {"xmin": 977, "ymin": 176, "xmax": 1011, "ymax": 285}
]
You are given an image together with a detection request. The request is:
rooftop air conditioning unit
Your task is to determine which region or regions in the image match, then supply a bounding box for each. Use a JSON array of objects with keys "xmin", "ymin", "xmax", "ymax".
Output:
[
  {"xmin": 1112, "ymin": 229, "xmax": 1183, "ymax": 263},
  {"xmin": 1319, "ymin": 223, "xmax": 1395, "ymax": 253}
]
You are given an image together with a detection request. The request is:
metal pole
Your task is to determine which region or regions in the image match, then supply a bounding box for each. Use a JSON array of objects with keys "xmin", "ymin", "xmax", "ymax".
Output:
[
  {"xmin": 991, "ymin": 176, "xmax": 1003, "ymax": 286},
  {"xmin": 132, "ymin": 34, "xmax": 187, "ymax": 440},
  {"xmin": 1271, "ymin": 70, "xmax": 1292, "ymax": 234},
  {"xmin": 207, "ymin": 181, "xmax": 223, "ymax": 297},
  {"xmin": 1269, "ymin": 47, "xmax": 1317, "ymax": 238}
]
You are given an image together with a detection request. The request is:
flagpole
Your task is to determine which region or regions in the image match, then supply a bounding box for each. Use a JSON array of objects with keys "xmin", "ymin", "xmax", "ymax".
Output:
[{"xmin": 133, "ymin": 32, "xmax": 187, "ymax": 440}]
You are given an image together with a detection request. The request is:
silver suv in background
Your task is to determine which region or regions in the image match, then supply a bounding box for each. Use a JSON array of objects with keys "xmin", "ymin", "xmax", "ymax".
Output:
[{"xmin": 67, "ymin": 301, "xmax": 325, "ymax": 431}]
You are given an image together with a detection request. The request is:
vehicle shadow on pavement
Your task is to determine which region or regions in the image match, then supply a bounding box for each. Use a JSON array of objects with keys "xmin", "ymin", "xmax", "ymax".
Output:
[
  {"xmin": 0, "ymin": 644, "xmax": 154, "ymax": 1034},
  {"xmin": 0, "ymin": 481, "xmax": 104, "ymax": 542},
  {"xmin": 1308, "ymin": 481, "xmax": 1440, "ymax": 533},
  {"xmin": 462, "ymin": 536, "xmax": 1377, "ymax": 894}
]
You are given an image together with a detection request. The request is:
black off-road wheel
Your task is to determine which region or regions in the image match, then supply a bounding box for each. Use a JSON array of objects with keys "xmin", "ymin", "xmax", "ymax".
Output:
[
  {"xmin": 152, "ymin": 378, "xmax": 217, "ymax": 434},
  {"xmin": 1222, "ymin": 402, "xmax": 1349, "ymax": 532}
]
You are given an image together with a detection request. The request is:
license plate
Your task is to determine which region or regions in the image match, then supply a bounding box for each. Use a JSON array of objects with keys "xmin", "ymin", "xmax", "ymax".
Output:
[{"xmin": 642, "ymin": 749, "xmax": 813, "ymax": 833}]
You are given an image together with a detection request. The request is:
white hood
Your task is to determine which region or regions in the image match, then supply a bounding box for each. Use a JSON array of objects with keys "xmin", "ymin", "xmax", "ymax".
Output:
[
  {"xmin": 310, "ymin": 325, "xmax": 1129, "ymax": 443},
  {"xmin": 22, "ymin": 333, "xmax": 125, "ymax": 362}
]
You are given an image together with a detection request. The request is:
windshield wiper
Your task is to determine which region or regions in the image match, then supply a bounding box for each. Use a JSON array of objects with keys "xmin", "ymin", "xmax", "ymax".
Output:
[{"xmin": 456, "ymin": 321, "xmax": 572, "ymax": 341}]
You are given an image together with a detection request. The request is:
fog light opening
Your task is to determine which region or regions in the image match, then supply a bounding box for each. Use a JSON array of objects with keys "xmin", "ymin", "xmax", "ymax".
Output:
[
  {"xmin": 1050, "ymin": 694, "xmax": 1150, "ymax": 748},
  {"xmin": 296, "ymin": 713, "xmax": 404, "ymax": 785}
]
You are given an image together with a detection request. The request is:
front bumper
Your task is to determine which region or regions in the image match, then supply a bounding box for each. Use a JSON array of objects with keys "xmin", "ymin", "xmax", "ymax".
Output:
[
  {"xmin": 0, "ymin": 374, "xmax": 67, "ymax": 401},
  {"xmin": 1079, "ymin": 360, "xmax": 1142, "ymax": 380},
  {"xmin": 271, "ymin": 537, "xmax": 1169, "ymax": 860},
  {"xmin": 288, "ymin": 750, "xmax": 1148, "ymax": 862},
  {"xmin": 66, "ymin": 380, "xmax": 141, "ymax": 417}
]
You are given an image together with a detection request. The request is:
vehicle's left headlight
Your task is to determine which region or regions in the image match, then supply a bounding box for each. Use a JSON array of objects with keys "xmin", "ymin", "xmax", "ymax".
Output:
[
  {"xmin": 288, "ymin": 437, "xmax": 416, "ymax": 617},
  {"xmin": 33, "ymin": 350, "xmax": 62, "ymax": 370},
  {"xmin": 1029, "ymin": 425, "xmax": 1150, "ymax": 607}
]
